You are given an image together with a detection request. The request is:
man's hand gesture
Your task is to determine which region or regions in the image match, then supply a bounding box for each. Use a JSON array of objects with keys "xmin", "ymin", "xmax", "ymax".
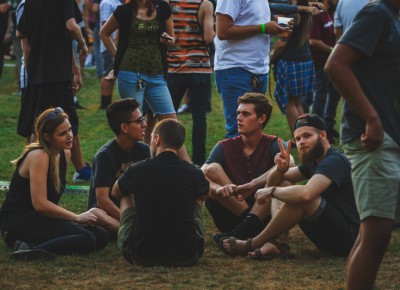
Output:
[{"xmin": 274, "ymin": 138, "xmax": 291, "ymax": 174}]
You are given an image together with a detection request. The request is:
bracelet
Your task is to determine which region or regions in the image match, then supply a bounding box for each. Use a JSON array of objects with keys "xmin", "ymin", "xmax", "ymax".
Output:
[
  {"xmin": 260, "ymin": 23, "xmax": 266, "ymax": 34},
  {"xmin": 270, "ymin": 186, "xmax": 277, "ymax": 198},
  {"xmin": 276, "ymin": 165, "xmax": 287, "ymax": 174}
]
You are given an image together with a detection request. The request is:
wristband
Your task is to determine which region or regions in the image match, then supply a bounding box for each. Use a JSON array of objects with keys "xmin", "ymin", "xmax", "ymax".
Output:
[
  {"xmin": 329, "ymin": 46, "xmax": 333, "ymax": 52},
  {"xmin": 260, "ymin": 23, "xmax": 266, "ymax": 34},
  {"xmin": 270, "ymin": 186, "xmax": 277, "ymax": 198}
]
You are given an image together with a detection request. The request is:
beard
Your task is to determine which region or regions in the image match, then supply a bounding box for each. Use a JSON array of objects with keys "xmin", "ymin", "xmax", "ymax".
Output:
[{"xmin": 299, "ymin": 136, "xmax": 325, "ymax": 165}]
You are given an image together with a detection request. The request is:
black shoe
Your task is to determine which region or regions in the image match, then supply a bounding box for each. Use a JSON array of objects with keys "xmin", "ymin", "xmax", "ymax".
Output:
[
  {"xmin": 10, "ymin": 249, "xmax": 56, "ymax": 261},
  {"xmin": 75, "ymin": 101, "xmax": 87, "ymax": 110},
  {"xmin": 14, "ymin": 240, "xmax": 30, "ymax": 251}
]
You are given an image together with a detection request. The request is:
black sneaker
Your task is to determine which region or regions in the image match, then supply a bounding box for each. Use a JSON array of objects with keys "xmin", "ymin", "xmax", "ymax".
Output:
[
  {"xmin": 75, "ymin": 101, "xmax": 87, "ymax": 110},
  {"xmin": 14, "ymin": 240, "xmax": 30, "ymax": 251},
  {"xmin": 10, "ymin": 249, "xmax": 56, "ymax": 261}
]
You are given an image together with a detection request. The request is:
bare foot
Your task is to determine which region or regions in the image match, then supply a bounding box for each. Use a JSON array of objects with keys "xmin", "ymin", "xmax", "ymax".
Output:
[{"xmin": 248, "ymin": 242, "xmax": 280, "ymax": 257}]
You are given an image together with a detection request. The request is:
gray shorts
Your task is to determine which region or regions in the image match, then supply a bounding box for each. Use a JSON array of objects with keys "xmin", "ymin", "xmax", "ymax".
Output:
[{"xmin": 343, "ymin": 132, "xmax": 400, "ymax": 220}]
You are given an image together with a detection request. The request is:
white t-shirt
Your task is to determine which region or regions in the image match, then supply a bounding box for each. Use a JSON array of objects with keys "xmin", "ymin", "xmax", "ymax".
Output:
[
  {"xmin": 100, "ymin": 0, "xmax": 121, "ymax": 53},
  {"xmin": 214, "ymin": 0, "xmax": 271, "ymax": 74}
]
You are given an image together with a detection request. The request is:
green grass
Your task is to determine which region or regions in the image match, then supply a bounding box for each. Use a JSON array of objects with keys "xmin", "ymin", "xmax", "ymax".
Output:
[{"xmin": 1, "ymin": 61, "xmax": 399, "ymax": 289}]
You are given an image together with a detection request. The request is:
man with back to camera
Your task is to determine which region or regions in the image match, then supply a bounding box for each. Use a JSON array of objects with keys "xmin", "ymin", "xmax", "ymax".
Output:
[
  {"xmin": 112, "ymin": 119, "xmax": 209, "ymax": 266},
  {"xmin": 88, "ymin": 99, "xmax": 150, "ymax": 237}
]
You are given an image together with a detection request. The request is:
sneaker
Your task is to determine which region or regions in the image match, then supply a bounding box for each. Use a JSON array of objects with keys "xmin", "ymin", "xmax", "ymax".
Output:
[
  {"xmin": 177, "ymin": 103, "xmax": 191, "ymax": 114},
  {"xmin": 10, "ymin": 249, "xmax": 56, "ymax": 261},
  {"xmin": 73, "ymin": 162, "xmax": 92, "ymax": 182}
]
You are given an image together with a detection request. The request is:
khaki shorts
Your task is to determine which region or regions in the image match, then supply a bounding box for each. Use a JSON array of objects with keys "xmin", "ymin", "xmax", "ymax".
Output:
[
  {"xmin": 117, "ymin": 204, "xmax": 205, "ymax": 266},
  {"xmin": 117, "ymin": 207, "xmax": 136, "ymax": 250},
  {"xmin": 343, "ymin": 132, "xmax": 400, "ymax": 220}
]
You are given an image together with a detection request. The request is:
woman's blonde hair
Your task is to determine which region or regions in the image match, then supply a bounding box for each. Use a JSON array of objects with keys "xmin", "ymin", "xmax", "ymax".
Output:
[{"xmin": 12, "ymin": 107, "xmax": 69, "ymax": 192}]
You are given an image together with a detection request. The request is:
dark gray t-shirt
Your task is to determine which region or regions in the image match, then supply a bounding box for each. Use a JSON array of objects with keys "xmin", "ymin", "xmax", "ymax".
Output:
[
  {"xmin": 338, "ymin": 0, "xmax": 400, "ymax": 146},
  {"xmin": 88, "ymin": 139, "xmax": 150, "ymax": 209}
]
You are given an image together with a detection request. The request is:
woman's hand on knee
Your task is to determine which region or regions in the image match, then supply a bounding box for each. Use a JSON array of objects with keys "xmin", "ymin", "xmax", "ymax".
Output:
[{"xmin": 77, "ymin": 210, "xmax": 98, "ymax": 225}]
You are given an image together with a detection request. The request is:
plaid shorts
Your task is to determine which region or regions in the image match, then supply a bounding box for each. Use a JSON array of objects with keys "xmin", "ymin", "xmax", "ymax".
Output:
[{"xmin": 274, "ymin": 59, "xmax": 315, "ymax": 113}]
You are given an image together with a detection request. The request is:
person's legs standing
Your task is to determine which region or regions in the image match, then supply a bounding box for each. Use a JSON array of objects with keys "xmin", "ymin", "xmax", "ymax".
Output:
[
  {"xmin": 93, "ymin": 23, "xmax": 104, "ymax": 79},
  {"xmin": 215, "ymin": 68, "xmax": 267, "ymax": 138},
  {"xmin": 343, "ymin": 133, "xmax": 400, "ymax": 290},
  {"xmin": 312, "ymin": 67, "xmax": 329, "ymax": 118},
  {"xmin": 188, "ymin": 74, "xmax": 209, "ymax": 165},
  {"xmin": 324, "ymin": 82, "xmax": 340, "ymax": 135},
  {"xmin": 100, "ymin": 51, "xmax": 114, "ymax": 109}
]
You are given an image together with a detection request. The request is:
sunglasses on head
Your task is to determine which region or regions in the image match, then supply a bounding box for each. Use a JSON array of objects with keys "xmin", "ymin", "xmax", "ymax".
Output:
[{"xmin": 46, "ymin": 107, "xmax": 64, "ymax": 121}]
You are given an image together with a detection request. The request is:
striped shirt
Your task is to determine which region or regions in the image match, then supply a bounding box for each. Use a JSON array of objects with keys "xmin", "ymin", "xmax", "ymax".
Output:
[{"xmin": 167, "ymin": 0, "xmax": 212, "ymax": 74}]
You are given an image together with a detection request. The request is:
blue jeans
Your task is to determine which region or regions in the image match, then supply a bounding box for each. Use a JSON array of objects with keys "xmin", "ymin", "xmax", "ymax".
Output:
[
  {"xmin": 311, "ymin": 68, "xmax": 340, "ymax": 130},
  {"xmin": 215, "ymin": 68, "xmax": 268, "ymax": 138},
  {"xmin": 117, "ymin": 70, "xmax": 175, "ymax": 115},
  {"xmin": 167, "ymin": 73, "xmax": 210, "ymax": 165}
]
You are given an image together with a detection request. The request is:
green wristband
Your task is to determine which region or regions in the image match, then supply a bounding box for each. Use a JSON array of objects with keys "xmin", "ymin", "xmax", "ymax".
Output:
[{"xmin": 260, "ymin": 23, "xmax": 266, "ymax": 34}]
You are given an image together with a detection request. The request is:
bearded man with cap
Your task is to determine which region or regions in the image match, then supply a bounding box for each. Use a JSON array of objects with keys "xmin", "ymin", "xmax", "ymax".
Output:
[{"xmin": 219, "ymin": 114, "xmax": 360, "ymax": 259}]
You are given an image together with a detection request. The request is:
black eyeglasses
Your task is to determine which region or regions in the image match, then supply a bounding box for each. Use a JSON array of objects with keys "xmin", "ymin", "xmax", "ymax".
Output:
[
  {"xmin": 47, "ymin": 107, "xmax": 64, "ymax": 120},
  {"xmin": 125, "ymin": 116, "xmax": 146, "ymax": 125}
]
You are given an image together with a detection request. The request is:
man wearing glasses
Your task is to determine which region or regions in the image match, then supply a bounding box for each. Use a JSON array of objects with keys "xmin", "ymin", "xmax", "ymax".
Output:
[{"xmin": 88, "ymin": 99, "xmax": 150, "ymax": 238}]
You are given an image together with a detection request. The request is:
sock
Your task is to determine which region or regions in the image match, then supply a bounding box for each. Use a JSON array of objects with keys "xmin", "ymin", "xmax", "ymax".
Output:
[
  {"xmin": 239, "ymin": 208, "xmax": 251, "ymax": 220},
  {"xmin": 233, "ymin": 213, "xmax": 264, "ymax": 240},
  {"xmin": 100, "ymin": 95, "xmax": 112, "ymax": 109}
]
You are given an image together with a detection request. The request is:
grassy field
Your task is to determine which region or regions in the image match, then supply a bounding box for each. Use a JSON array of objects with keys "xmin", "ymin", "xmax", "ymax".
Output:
[{"xmin": 1, "ymin": 61, "xmax": 400, "ymax": 290}]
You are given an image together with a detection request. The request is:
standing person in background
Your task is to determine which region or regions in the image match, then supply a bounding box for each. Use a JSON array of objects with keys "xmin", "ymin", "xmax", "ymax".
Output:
[
  {"xmin": 166, "ymin": 0, "xmax": 215, "ymax": 166},
  {"xmin": 99, "ymin": 0, "xmax": 121, "ymax": 109},
  {"xmin": 325, "ymin": 0, "xmax": 400, "ymax": 288},
  {"xmin": 272, "ymin": 0, "xmax": 315, "ymax": 138},
  {"xmin": 90, "ymin": 0, "xmax": 105, "ymax": 79},
  {"xmin": 100, "ymin": 0, "xmax": 190, "ymax": 162},
  {"xmin": 333, "ymin": 0, "xmax": 368, "ymax": 40},
  {"xmin": 0, "ymin": 0, "xmax": 10, "ymax": 79},
  {"xmin": 16, "ymin": 0, "xmax": 92, "ymax": 183},
  {"xmin": 214, "ymin": 0, "xmax": 286, "ymax": 138},
  {"xmin": 309, "ymin": 0, "xmax": 340, "ymax": 140},
  {"xmin": 0, "ymin": 108, "xmax": 109, "ymax": 261}
]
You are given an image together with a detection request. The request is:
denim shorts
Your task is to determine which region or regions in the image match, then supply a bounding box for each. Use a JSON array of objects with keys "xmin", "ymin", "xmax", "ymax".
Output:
[
  {"xmin": 117, "ymin": 70, "xmax": 175, "ymax": 116},
  {"xmin": 342, "ymin": 132, "xmax": 400, "ymax": 220}
]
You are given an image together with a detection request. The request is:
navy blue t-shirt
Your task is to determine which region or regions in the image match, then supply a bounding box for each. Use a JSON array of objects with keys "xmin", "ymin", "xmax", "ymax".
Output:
[{"xmin": 298, "ymin": 148, "xmax": 359, "ymax": 226}]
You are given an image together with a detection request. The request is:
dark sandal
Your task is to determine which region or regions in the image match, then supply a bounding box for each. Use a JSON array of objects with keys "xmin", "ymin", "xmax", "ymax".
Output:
[
  {"xmin": 247, "ymin": 242, "xmax": 294, "ymax": 261},
  {"xmin": 219, "ymin": 237, "xmax": 253, "ymax": 257}
]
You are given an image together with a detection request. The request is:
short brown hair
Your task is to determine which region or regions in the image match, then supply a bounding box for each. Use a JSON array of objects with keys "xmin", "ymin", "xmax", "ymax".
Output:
[
  {"xmin": 238, "ymin": 93, "xmax": 273, "ymax": 128},
  {"xmin": 106, "ymin": 99, "xmax": 140, "ymax": 135},
  {"xmin": 153, "ymin": 119, "xmax": 186, "ymax": 150}
]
